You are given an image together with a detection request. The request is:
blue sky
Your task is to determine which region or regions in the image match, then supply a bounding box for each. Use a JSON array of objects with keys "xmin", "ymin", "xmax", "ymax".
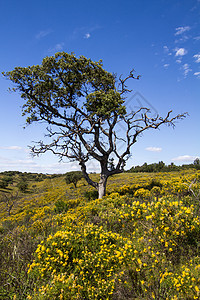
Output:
[{"xmin": 0, "ymin": 0, "xmax": 200, "ymax": 173}]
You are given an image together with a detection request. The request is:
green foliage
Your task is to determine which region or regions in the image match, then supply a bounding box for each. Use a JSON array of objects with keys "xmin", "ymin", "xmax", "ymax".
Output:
[
  {"xmin": 2, "ymin": 175, "xmax": 13, "ymax": 185},
  {"xmin": 54, "ymin": 199, "xmax": 80, "ymax": 213},
  {"xmin": 84, "ymin": 190, "xmax": 99, "ymax": 200},
  {"xmin": 65, "ymin": 171, "xmax": 83, "ymax": 188},
  {"xmin": 17, "ymin": 181, "xmax": 28, "ymax": 192},
  {"xmin": 0, "ymin": 179, "xmax": 9, "ymax": 189},
  {"xmin": 147, "ymin": 179, "xmax": 163, "ymax": 189},
  {"xmin": 129, "ymin": 160, "xmax": 200, "ymax": 173},
  {"xmin": 0, "ymin": 175, "xmax": 14, "ymax": 189},
  {"xmin": 0, "ymin": 229, "xmax": 36, "ymax": 299},
  {"xmin": 194, "ymin": 158, "xmax": 200, "ymax": 170},
  {"xmin": 3, "ymin": 52, "xmax": 124, "ymax": 123},
  {"xmin": 86, "ymin": 89, "xmax": 125, "ymax": 118}
]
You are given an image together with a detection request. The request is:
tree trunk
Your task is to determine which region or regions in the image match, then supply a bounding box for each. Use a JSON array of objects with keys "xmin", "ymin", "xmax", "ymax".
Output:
[{"xmin": 98, "ymin": 175, "xmax": 108, "ymax": 199}]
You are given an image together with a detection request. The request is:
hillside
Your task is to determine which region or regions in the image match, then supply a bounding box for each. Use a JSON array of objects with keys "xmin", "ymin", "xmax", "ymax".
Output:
[{"xmin": 0, "ymin": 170, "xmax": 200, "ymax": 299}]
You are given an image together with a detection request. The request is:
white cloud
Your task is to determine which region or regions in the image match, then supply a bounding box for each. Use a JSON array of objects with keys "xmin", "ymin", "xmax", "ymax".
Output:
[
  {"xmin": 182, "ymin": 63, "xmax": 192, "ymax": 77},
  {"xmin": 72, "ymin": 25, "xmax": 101, "ymax": 40},
  {"xmin": 194, "ymin": 54, "xmax": 200, "ymax": 63},
  {"xmin": 194, "ymin": 72, "xmax": 200, "ymax": 78},
  {"xmin": 0, "ymin": 155, "xmax": 100, "ymax": 174},
  {"xmin": 36, "ymin": 30, "xmax": 52, "ymax": 39},
  {"xmin": 0, "ymin": 157, "xmax": 37, "ymax": 171},
  {"xmin": 48, "ymin": 43, "xmax": 64, "ymax": 53},
  {"xmin": 0, "ymin": 146, "xmax": 22, "ymax": 150},
  {"xmin": 84, "ymin": 33, "xmax": 91, "ymax": 39},
  {"xmin": 175, "ymin": 26, "xmax": 191, "ymax": 36},
  {"xmin": 163, "ymin": 45, "xmax": 169, "ymax": 52},
  {"xmin": 175, "ymin": 48, "xmax": 188, "ymax": 56},
  {"xmin": 172, "ymin": 155, "xmax": 198, "ymax": 162},
  {"xmin": 194, "ymin": 36, "xmax": 200, "ymax": 41},
  {"xmin": 164, "ymin": 64, "xmax": 169, "ymax": 68},
  {"xmin": 175, "ymin": 37, "xmax": 189, "ymax": 44},
  {"xmin": 176, "ymin": 58, "xmax": 182, "ymax": 63},
  {"xmin": 54, "ymin": 43, "xmax": 64, "ymax": 51},
  {"xmin": 163, "ymin": 46, "xmax": 172, "ymax": 56},
  {"xmin": 145, "ymin": 147, "xmax": 162, "ymax": 152}
]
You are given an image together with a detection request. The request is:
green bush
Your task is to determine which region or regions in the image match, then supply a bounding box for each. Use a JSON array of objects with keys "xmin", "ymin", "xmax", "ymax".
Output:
[
  {"xmin": 54, "ymin": 199, "xmax": 80, "ymax": 213},
  {"xmin": 84, "ymin": 190, "xmax": 99, "ymax": 200}
]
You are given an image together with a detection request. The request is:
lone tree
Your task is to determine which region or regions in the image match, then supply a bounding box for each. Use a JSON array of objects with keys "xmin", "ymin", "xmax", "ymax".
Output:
[
  {"xmin": 65, "ymin": 171, "xmax": 83, "ymax": 188},
  {"xmin": 3, "ymin": 52, "xmax": 187, "ymax": 198}
]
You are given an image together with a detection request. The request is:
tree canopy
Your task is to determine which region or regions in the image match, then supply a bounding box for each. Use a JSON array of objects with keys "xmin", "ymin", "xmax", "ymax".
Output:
[
  {"xmin": 3, "ymin": 52, "xmax": 187, "ymax": 198},
  {"xmin": 65, "ymin": 171, "xmax": 83, "ymax": 188}
]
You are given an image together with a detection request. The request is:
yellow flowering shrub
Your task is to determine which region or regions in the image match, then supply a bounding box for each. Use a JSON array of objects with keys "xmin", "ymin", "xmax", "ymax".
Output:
[
  {"xmin": 1, "ymin": 169, "xmax": 200, "ymax": 299},
  {"xmin": 28, "ymin": 223, "xmax": 134, "ymax": 299},
  {"xmin": 134, "ymin": 188, "xmax": 151, "ymax": 199}
]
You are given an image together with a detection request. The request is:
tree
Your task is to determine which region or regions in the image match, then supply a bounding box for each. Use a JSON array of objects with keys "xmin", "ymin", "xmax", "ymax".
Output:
[
  {"xmin": 3, "ymin": 52, "xmax": 187, "ymax": 198},
  {"xmin": 17, "ymin": 180, "xmax": 28, "ymax": 192},
  {"xmin": 193, "ymin": 158, "xmax": 200, "ymax": 170},
  {"xmin": 0, "ymin": 192, "xmax": 20, "ymax": 215},
  {"xmin": 65, "ymin": 171, "xmax": 83, "ymax": 188},
  {"xmin": 0, "ymin": 178, "xmax": 9, "ymax": 189}
]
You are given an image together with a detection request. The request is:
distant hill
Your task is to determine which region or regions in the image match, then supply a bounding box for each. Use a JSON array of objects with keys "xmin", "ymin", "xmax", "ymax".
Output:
[{"xmin": 128, "ymin": 159, "xmax": 200, "ymax": 173}]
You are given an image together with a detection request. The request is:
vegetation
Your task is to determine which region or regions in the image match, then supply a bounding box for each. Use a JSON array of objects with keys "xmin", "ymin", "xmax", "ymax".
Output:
[
  {"xmin": 17, "ymin": 181, "xmax": 29, "ymax": 193},
  {"xmin": 0, "ymin": 169, "xmax": 200, "ymax": 299},
  {"xmin": 65, "ymin": 171, "xmax": 83, "ymax": 188},
  {"xmin": 0, "ymin": 192, "xmax": 20, "ymax": 216},
  {"xmin": 128, "ymin": 159, "xmax": 200, "ymax": 173},
  {"xmin": 3, "ymin": 52, "xmax": 187, "ymax": 198}
]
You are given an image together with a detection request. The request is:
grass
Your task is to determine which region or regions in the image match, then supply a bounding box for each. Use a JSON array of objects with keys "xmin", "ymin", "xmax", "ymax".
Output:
[{"xmin": 0, "ymin": 169, "xmax": 200, "ymax": 299}]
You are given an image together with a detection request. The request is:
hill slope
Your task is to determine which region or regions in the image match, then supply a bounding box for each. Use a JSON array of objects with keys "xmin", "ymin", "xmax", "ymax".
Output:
[{"xmin": 0, "ymin": 170, "xmax": 200, "ymax": 299}]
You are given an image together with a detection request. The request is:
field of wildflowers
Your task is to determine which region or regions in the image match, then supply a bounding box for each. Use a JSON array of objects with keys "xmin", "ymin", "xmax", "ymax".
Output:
[{"xmin": 0, "ymin": 169, "xmax": 200, "ymax": 299}]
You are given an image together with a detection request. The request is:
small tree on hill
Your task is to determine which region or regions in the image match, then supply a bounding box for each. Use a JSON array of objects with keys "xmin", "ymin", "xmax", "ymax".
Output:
[
  {"xmin": 3, "ymin": 52, "xmax": 187, "ymax": 198},
  {"xmin": 0, "ymin": 176, "xmax": 13, "ymax": 189},
  {"xmin": 0, "ymin": 192, "xmax": 20, "ymax": 215},
  {"xmin": 65, "ymin": 171, "xmax": 83, "ymax": 188},
  {"xmin": 17, "ymin": 180, "xmax": 28, "ymax": 193},
  {"xmin": 194, "ymin": 158, "xmax": 200, "ymax": 170},
  {"xmin": 0, "ymin": 179, "xmax": 9, "ymax": 189}
]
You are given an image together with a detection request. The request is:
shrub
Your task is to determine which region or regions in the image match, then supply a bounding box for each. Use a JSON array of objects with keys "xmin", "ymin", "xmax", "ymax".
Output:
[
  {"xmin": 84, "ymin": 190, "xmax": 99, "ymax": 200},
  {"xmin": 147, "ymin": 179, "xmax": 162, "ymax": 190},
  {"xmin": 27, "ymin": 223, "xmax": 134, "ymax": 300},
  {"xmin": 134, "ymin": 188, "xmax": 151, "ymax": 199},
  {"xmin": 54, "ymin": 199, "xmax": 80, "ymax": 213},
  {"xmin": 151, "ymin": 186, "xmax": 162, "ymax": 200}
]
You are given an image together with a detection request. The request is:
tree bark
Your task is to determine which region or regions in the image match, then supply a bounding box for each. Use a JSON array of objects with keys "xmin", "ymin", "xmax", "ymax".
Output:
[{"xmin": 98, "ymin": 174, "xmax": 108, "ymax": 199}]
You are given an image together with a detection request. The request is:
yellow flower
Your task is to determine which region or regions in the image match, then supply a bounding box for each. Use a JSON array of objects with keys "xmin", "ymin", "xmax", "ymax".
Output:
[
  {"xmin": 136, "ymin": 268, "xmax": 140, "ymax": 272},
  {"xmin": 195, "ymin": 286, "xmax": 199, "ymax": 295}
]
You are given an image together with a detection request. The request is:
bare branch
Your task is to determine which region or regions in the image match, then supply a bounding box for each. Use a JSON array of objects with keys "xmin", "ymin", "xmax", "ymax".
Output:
[{"xmin": 118, "ymin": 69, "xmax": 141, "ymax": 95}]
